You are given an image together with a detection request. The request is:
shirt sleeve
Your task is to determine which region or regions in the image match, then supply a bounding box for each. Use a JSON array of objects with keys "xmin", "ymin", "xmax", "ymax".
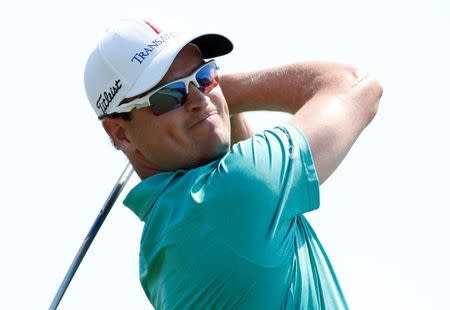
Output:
[
  {"xmin": 217, "ymin": 123, "xmax": 319, "ymax": 216},
  {"xmin": 193, "ymin": 124, "xmax": 319, "ymax": 264}
]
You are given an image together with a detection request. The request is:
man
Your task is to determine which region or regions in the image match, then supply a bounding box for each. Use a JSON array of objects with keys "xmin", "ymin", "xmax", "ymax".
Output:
[{"xmin": 84, "ymin": 17, "xmax": 382, "ymax": 309}]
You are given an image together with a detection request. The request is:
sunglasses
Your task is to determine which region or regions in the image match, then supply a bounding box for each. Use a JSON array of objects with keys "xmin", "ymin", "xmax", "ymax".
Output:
[{"xmin": 129, "ymin": 60, "xmax": 219, "ymax": 116}]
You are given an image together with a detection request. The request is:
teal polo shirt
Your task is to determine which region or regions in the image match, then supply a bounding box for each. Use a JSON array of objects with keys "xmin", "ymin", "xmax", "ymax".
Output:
[{"xmin": 124, "ymin": 124, "xmax": 348, "ymax": 309}]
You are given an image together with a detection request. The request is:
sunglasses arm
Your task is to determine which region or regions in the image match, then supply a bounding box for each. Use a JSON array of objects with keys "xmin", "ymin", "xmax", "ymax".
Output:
[
  {"xmin": 110, "ymin": 98, "xmax": 149, "ymax": 114},
  {"xmin": 133, "ymin": 97, "xmax": 152, "ymax": 110}
]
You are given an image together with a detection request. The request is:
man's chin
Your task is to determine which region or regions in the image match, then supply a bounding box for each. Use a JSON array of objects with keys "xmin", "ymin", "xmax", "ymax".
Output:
[{"xmin": 186, "ymin": 142, "xmax": 230, "ymax": 170}]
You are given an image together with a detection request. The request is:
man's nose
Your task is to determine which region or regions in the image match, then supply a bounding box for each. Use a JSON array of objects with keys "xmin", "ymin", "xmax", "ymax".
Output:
[{"xmin": 183, "ymin": 82, "xmax": 209, "ymax": 112}]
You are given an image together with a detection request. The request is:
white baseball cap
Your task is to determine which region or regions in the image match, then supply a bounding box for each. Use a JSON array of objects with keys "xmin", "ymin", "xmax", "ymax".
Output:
[{"xmin": 84, "ymin": 17, "xmax": 233, "ymax": 118}]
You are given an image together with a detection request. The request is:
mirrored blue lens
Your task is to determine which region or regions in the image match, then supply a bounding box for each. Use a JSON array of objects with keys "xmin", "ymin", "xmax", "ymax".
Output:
[
  {"xmin": 149, "ymin": 82, "xmax": 186, "ymax": 115},
  {"xmin": 147, "ymin": 62, "xmax": 219, "ymax": 116},
  {"xmin": 195, "ymin": 62, "xmax": 218, "ymax": 92}
]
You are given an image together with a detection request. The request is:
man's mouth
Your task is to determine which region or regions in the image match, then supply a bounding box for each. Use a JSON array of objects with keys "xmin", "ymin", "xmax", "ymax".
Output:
[{"xmin": 189, "ymin": 111, "xmax": 218, "ymax": 128}]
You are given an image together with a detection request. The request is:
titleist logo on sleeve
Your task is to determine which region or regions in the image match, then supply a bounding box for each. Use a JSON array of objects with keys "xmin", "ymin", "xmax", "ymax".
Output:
[
  {"xmin": 96, "ymin": 79, "xmax": 122, "ymax": 113},
  {"xmin": 130, "ymin": 32, "xmax": 177, "ymax": 64}
]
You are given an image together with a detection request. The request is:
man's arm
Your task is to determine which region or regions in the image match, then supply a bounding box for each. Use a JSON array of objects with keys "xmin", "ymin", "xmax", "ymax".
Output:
[
  {"xmin": 229, "ymin": 113, "xmax": 254, "ymax": 146},
  {"xmin": 220, "ymin": 62, "xmax": 383, "ymax": 184}
]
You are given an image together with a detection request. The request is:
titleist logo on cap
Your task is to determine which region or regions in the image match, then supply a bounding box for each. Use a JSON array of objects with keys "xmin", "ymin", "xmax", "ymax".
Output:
[
  {"xmin": 130, "ymin": 32, "xmax": 177, "ymax": 64},
  {"xmin": 96, "ymin": 80, "xmax": 122, "ymax": 113}
]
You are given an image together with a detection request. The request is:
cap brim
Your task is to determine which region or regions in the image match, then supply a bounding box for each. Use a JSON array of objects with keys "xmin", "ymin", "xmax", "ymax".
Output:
[
  {"xmin": 125, "ymin": 32, "xmax": 233, "ymax": 99},
  {"xmin": 191, "ymin": 34, "xmax": 233, "ymax": 59}
]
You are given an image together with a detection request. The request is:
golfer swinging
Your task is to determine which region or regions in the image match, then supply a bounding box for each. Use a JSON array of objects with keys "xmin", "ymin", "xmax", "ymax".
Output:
[{"xmin": 84, "ymin": 17, "xmax": 382, "ymax": 309}]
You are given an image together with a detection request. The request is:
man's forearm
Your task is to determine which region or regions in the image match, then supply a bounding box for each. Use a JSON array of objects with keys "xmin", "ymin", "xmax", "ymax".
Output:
[{"xmin": 220, "ymin": 62, "xmax": 361, "ymax": 114}]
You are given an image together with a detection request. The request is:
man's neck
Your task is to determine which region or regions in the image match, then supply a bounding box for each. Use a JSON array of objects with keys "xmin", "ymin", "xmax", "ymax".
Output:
[{"xmin": 126, "ymin": 154, "xmax": 163, "ymax": 180}]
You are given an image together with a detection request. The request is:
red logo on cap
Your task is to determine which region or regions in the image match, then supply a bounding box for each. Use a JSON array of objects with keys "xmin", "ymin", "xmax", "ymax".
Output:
[{"xmin": 144, "ymin": 20, "xmax": 160, "ymax": 34}]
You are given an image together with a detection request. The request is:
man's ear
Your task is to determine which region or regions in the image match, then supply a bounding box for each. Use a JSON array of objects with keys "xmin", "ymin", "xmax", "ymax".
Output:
[{"xmin": 102, "ymin": 118, "xmax": 134, "ymax": 152}]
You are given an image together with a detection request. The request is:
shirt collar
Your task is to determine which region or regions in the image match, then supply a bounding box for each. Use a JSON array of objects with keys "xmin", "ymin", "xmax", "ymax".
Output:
[{"xmin": 123, "ymin": 171, "xmax": 182, "ymax": 221}]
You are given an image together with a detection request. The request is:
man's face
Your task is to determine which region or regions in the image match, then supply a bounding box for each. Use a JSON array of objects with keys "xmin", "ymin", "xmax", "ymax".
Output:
[{"xmin": 123, "ymin": 44, "xmax": 231, "ymax": 172}]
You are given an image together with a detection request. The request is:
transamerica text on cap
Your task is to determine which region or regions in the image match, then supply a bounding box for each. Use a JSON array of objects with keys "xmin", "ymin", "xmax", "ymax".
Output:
[{"xmin": 130, "ymin": 32, "xmax": 177, "ymax": 64}]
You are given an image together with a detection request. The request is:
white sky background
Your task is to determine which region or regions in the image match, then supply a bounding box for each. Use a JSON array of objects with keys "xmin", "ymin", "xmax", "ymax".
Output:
[{"xmin": 0, "ymin": 0, "xmax": 449, "ymax": 309}]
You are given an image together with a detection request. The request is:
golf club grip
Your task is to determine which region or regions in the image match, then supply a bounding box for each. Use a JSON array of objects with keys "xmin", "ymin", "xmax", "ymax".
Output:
[{"xmin": 49, "ymin": 163, "xmax": 134, "ymax": 310}]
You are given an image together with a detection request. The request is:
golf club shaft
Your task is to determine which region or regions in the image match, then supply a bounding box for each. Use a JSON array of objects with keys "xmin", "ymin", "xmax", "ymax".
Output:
[{"xmin": 49, "ymin": 162, "xmax": 134, "ymax": 310}]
